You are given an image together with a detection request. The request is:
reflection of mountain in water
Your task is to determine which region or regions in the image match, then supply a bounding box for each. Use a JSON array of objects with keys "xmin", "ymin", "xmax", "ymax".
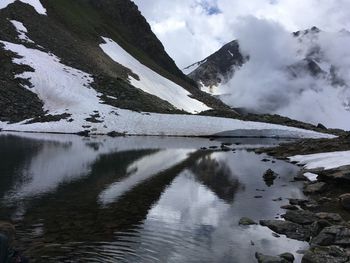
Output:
[
  {"xmin": 0, "ymin": 133, "xmax": 306, "ymax": 262},
  {"xmin": 191, "ymin": 155, "xmax": 242, "ymax": 203}
]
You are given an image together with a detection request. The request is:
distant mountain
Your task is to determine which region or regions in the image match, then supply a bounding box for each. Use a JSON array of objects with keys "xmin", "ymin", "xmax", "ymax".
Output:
[
  {"xmin": 184, "ymin": 26, "xmax": 347, "ymax": 95},
  {"xmin": 183, "ymin": 40, "xmax": 245, "ymax": 93}
]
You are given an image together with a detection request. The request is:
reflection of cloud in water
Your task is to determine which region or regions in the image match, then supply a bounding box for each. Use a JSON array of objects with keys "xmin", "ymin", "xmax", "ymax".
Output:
[
  {"xmin": 149, "ymin": 171, "xmax": 229, "ymax": 227},
  {"xmin": 98, "ymin": 149, "xmax": 194, "ymax": 205},
  {"xmin": 5, "ymin": 140, "xmax": 101, "ymax": 200},
  {"xmin": 130, "ymin": 169, "xmax": 308, "ymax": 263}
]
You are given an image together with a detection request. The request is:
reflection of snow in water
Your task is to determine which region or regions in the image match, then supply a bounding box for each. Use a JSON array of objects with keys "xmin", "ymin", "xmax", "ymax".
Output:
[
  {"xmin": 98, "ymin": 149, "xmax": 194, "ymax": 205},
  {"xmin": 3, "ymin": 133, "xmax": 208, "ymax": 201}
]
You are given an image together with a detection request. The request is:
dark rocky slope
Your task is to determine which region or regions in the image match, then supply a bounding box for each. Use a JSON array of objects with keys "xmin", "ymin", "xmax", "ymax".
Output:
[
  {"xmin": 0, "ymin": 0, "xmax": 232, "ymax": 123},
  {"xmin": 184, "ymin": 40, "xmax": 245, "ymax": 89}
]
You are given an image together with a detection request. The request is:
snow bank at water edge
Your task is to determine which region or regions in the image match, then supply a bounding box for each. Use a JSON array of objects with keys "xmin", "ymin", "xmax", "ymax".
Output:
[
  {"xmin": 289, "ymin": 151, "xmax": 350, "ymax": 170},
  {"xmin": 100, "ymin": 37, "xmax": 211, "ymax": 114},
  {"xmin": 0, "ymin": 0, "xmax": 47, "ymax": 15},
  {"xmin": 0, "ymin": 108, "xmax": 336, "ymax": 138}
]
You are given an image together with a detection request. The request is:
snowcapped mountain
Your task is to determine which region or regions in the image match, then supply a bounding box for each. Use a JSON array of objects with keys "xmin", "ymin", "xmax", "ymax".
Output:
[
  {"xmin": 184, "ymin": 26, "xmax": 350, "ymax": 130},
  {"xmin": 0, "ymin": 0, "xmax": 338, "ymax": 138}
]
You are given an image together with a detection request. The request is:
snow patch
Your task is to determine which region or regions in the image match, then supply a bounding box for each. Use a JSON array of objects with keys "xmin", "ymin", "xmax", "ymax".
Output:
[
  {"xmin": 100, "ymin": 37, "xmax": 210, "ymax": 114},
  {"xmin": 290, "ymin": 151, "xmax": 350, "ymax": 170},
  {"xmin": 1, "ymin": 40, "xmax": 107, "ymax": 115},
  {"xmin": 303, "ymin": 172, "xmax": 318, "ymax": 182},
  {"xmin": 9, "ymin": 20, "xmax": 33, "ymax": 43},
  {"xmin": 0, "ymin": 0, "xmax": 47, "ymax": 15}
]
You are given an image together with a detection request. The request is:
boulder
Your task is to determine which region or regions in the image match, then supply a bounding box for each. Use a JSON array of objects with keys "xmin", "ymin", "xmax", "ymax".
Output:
[
  {"xmin": 255, "ymin": 252, "xmax": 294, "ymax": 263},
  {"xmin": 282, "ymin": 210, "xmax": 317, "ymax": 225},
  {"xmin": 339, "ymin": 194, "xmax": 350, "ymax": 211},
  {"xmin": 304, "ymin": 182, "xmax": 327, "ymax": 194},
  {"xmin": 263, "ymin": 169, "xmax": 278, "ymax": 181},
  {"xmin": 263, "ymin": 169, "xmax": 278, "ymax": 186},
  {"xmin": 311, "ymin": 225, "xmax": 350, "ymax": 247},
  {"xmin": 281, "ymin": 205, "xmax": 299, "ymax": 211},
  {"xmin": 260, "ymin": 220, "xmax": 311, "ymax": 241},
  {"xmin": 279, "ymin": 253, "xmax": 295, "ymax": 262},
  {"xmin": 315, "ymin": 213, "xmax": 343, "ymax": 224},
  {"xmin": 302, "ymin": 246, "xmax": 349, "ymax": 263},
  {"xmin": 239, "ymin": 217, "xmax": 257, "ymax": 226}
]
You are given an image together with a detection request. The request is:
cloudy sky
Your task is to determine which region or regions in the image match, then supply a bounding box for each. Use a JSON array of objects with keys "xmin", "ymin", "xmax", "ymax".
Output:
[{"xmin": 133, "ymin": 0, "xmax": 350, "ymax": 68}]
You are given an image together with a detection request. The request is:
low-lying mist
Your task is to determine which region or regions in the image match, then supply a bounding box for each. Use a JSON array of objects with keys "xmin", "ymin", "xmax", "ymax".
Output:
[{"xmin": 221, "ymin": 17, "xmax": 350, "ymax": 130}]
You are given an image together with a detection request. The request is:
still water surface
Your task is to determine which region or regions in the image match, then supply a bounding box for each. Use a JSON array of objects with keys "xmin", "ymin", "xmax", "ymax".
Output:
[{"xmin": 0, "ymin": 133, "xmax": 308, "ymax": 262}]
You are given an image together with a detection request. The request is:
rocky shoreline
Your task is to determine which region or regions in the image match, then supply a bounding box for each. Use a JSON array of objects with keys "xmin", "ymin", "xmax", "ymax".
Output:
[{"xmin": 251, "ymin": 133, "xmax": 350, "ymax": 262}]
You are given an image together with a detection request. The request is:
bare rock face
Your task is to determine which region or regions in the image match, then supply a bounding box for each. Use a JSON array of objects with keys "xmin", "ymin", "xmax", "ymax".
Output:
[{"xmin": 185, "ymin": 40, "xmax": 245, "ymax": 88}]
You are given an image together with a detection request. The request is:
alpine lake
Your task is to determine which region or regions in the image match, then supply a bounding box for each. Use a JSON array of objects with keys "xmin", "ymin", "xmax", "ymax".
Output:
[{"xmin": 0, "ymin": 132, "xmax": 308, "ymax": 262}]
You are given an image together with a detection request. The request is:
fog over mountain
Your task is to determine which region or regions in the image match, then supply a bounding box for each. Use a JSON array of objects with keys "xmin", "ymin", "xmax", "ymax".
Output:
[{"xmin": 221, "ymin": 17, "xmax": 350, "ymax": 130}]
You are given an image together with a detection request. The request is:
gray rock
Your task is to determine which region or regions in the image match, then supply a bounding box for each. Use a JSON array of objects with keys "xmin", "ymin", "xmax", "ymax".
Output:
[
  {"xmin": 282, "ymin": 210, "xmax": 317, "ymax": 225},
  {"xmin": 279, "ymin": 253, "xmax": 295, "ymax": 262},
  {"xmin": 315, "ymin": 213, "xmax": 343, "ymax": 224},
  {"xmin": 289, "ymin": 199, "xmax": 309, "ymax": 206},
  {"xmin": 304, "ymin": 182, "xmax": 327, "ymax": 194},
  {"xmin": 302, "ymin": 246, "xmax": 349, "ymax": 263},
  {"xmin": 311, "ymin": 225, "xmax": 350, "ymax": 246},
  {"xmin": 281, "ymin": 205, "xmax": 299, "ymax": 210},
  {"xmin": 263, "ymin": 169, "xmax": 278, "ymax": 181},
  {"xmin": 310, "ymin": 220, "xmax": 332, "ymax": 237},
  {"xmin": 339, "ymin": 193, "xmax": 350, "ymax": 211},
  {"xmin": 255, "ymin": 252, "xmax": 293, "ymax": 263},
  {"xmin": 319, "ymin": 166, "xmax": 350, "ymax": 182},
  {"xmin": 239, "ymin": 217, "xmax": 257, "ymax": 226},
  {"xmin": 260, "ymin": 220, "xmax": 311, "ymax": 241}
]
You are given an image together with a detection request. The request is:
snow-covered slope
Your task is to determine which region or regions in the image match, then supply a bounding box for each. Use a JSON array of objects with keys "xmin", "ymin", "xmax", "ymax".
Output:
[
  {"xmin": 1, "ymin": 40, "xmax": 100, "ymax": 115},
  {"xmin": 100, "ymin": 37, "xmax": 210, "ymax": 113}
]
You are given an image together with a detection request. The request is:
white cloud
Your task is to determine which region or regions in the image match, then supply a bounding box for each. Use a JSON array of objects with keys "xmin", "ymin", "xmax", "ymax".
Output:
[
  {"xmin": 133, "ymin": 0, "xmax": 350, "ymax": 68},
  {"xmin": 220, "ymin": 17, "xmax": 350, "ymax": 130}
]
